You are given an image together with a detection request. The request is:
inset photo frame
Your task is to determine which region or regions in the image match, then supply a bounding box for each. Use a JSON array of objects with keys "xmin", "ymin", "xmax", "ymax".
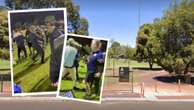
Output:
[
  {"xmin": 8, "ymin": 8, "xmax": 67, "ymax": 96},
  {"xmin": 57, "ymin": 34, "xmax": 109, "ymax": 104}
]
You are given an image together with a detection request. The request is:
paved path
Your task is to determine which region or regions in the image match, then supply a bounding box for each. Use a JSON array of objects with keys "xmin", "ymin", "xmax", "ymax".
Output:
[
  {"xmin": 104, "ymin": 69, "xmax": 194, "ymax": 99},
  {"xmin": 0, "ymin": 99, "xmax": 194, "ymax": 110}
]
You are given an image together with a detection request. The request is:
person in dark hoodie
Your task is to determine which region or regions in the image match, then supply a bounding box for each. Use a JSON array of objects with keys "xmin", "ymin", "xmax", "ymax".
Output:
[
  {"xmin": 13, "ymin": 27, "xmax": 27, "ymax": 61},
  {"xmin": 48, "ymin": 19, "xmax": 65, "ymax": 87}
]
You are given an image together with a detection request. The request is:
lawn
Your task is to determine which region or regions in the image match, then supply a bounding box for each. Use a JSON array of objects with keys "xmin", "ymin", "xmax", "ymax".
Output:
[
  {"xmin": 13, "ymin": 44, "xmax": 56, "ymax": 93},
  {"xmin": 104, "ymin": 58, "xmax": 161, "ymax": 87},
  {"xmin": 0, "ymin": 59, "xmax": 10, "ymax": 70},
  {"xmin": 60, "ymin": 60, "xmax": 100, "ymax": 101},
  {"xmin": 106, "ymin": 58, "xmax": 161, "ymax": 69}
]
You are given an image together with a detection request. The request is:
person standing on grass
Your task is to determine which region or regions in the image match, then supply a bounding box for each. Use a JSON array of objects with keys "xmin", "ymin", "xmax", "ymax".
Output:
[
  {"xmin": 63, "ymin": 38, "xmax": 82, "ymax": 91},
  {"xmin": 13, "ymin": 27, "xmax": 27, "ymax": 61},
  {"xmin": 25, "ymin": 26, "xmax": 32, "ymax": 56},
  {"xmin": 48, "ymin": 19, "xmax": 65, "ymax": 87},
  {"xmin": 28, "ymin": 25, "xmax": 45, "ymax": 64},
  {"xmin": 85, "ymin": 40, "xmax": 104, "ymax": 96}
]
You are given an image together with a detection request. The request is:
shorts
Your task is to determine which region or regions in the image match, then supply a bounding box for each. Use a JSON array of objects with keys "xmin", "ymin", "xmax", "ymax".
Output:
[{"xmin": 85, "ymin": 72, "xmax": 95, "ymax": 83}]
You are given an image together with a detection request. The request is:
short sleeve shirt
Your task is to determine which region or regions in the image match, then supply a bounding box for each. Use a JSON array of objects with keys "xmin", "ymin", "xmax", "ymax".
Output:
[
  {"xmin": 87, "ymin": 50, "xmax": 104, "ymax": 74},
  {"xmin": 64, "ymin": 45, "xmax": 78, "ymax": 67}
]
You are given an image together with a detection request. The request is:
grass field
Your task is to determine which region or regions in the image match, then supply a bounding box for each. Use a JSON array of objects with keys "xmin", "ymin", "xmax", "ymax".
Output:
[
  {"xmin": 60, "ymin": 60, "xmax": 100, "ymax": 101},
  {"xmin": 106, "ymin": 58, "xmax": 161, "ymax": 69},
  {"xmin": 0, "ymin": 59, "xmax": 10, "ymax": 70},
  {"xmin": 13, "ymin": 44, "xmax": 56, "ymax": 93},
  {"xmin": 104, "ymin": 58, "xmax": 161, "ymax": 87}
]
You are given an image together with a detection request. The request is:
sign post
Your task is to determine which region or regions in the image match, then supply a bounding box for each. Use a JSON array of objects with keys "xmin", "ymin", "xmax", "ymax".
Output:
[{"xmin": 119, "ymin": 67, "xmax": 129, "ymax": 82}]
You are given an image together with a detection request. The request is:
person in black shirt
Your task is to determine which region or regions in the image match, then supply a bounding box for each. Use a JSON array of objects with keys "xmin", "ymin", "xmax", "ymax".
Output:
[
  {"xmin": 28, "ymin": 26, "xmax": 45, "ymax": 64},
  {"xmin": 13, "ymin": 28, "xmax": 27, "ymax": 61}
]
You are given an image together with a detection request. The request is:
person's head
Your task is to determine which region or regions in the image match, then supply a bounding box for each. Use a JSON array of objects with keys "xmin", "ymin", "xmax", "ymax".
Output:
[
  {"xmin": 45, "ymin": 16, "xmax": 56, "ymax": 33},
  {"xmin": 55, "ymin": 20, "xmax": 64, "ymax": 29},
  {"xmin": 91, "ymin": 39, "xmax": 102, "ymax": 52},
  {"xmin": 29, "ymin": 25, "xmax": 36, "ymax": 33},
  {"xmin": 67, "ymin": 38, "xmax": 82, "ymax": 49},
  {"xmin": 46, "ymin": 21, "xmax": 56, "ymax": 33},
  {"xmin": 14, "ymin": 22, "xmax": 22, "ymax": 32}
]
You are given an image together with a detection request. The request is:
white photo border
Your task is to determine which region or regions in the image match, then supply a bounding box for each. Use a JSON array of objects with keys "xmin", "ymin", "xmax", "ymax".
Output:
[
  {"xmin": 57, "ymin": 33, "xmax": 110, "ymax": 104},
  {"xmin": 8, "ymin": 8, "xmax": 67, "ymax": 96}
]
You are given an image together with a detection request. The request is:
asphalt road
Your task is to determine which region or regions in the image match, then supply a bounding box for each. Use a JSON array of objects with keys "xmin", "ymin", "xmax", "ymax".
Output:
[{"xmin": 0, "ymin": 100, "xmax": 193, "ymax": 110}]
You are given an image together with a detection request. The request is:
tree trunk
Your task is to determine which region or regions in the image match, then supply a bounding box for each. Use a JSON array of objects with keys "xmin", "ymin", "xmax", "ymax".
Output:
[
  {"xmin": 149, "ymin": 62, "xmax": 153, "ymax": 70},
  {"xmin": 183, "ymin": 62, "xmax": 191, "ymax": 75}
]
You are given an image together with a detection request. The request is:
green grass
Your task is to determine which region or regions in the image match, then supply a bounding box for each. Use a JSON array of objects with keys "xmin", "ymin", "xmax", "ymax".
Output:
[
  {"xmin": 106, "ymin": 58, "xmax": 161, "ymax": 69},
  {"xmin": 104, "ymin": 58, "xmax": 159, "ymax": 86},
  {"xmin": 60, "ymin": 60, "xmax": 100, "ymax": 101},
  {"xmin": 0, "ymin": 59, "xmax": 10, "ymax": 70},
  {"xmin": 13, "ymin": 44, "xmax": 56, "ymax": 93}
]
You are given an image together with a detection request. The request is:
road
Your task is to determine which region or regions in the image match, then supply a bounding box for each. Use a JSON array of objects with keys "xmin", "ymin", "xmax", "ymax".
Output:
[{"xmin": 0, "ymin": 100, "xmax": 193, "ymax": 110}]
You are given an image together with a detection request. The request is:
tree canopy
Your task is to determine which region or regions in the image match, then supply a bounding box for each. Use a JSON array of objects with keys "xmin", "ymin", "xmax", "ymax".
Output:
[
  {"xmin": 5, "ymin": 0, "xmax": 89, "ymax": 35},
  {"xmin": 135, "ymin": 23, "xmax": 155, "ymax": 69},
  {"xmin": 0, "ymin": 9, "xmax": 9, "ymax": 59},
  {"xmin": 136, "ymin": 0, "xmax": 194, "ymax": 74}
]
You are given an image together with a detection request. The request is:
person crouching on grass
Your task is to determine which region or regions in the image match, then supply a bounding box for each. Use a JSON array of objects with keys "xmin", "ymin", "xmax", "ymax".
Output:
[
  {"xmin": 63, "ymin": 38, "xmax": 82, "ymax": 91},
  {"xmin": 85, "ymin": 40, "xmax": 104, "ymax": 97}
]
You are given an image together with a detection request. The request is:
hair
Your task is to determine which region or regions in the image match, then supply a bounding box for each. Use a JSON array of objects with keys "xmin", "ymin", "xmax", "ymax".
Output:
[
  {"xmin": 55, "ymin": 20, "xmax": 64, "ymax": 28},
  {"xmin": 91, "ymin": 39, "xmax": 102, "ymax": 51}
]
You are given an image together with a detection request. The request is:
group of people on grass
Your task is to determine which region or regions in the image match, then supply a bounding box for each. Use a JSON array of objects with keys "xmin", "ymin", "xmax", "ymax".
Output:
[
  {"xmin": 63, "ymin": 38, "xmax": 105, "ymax": 97},
  {"xmin": 13, "ymin": 16, "xmax": 65, "ymax": 93}
]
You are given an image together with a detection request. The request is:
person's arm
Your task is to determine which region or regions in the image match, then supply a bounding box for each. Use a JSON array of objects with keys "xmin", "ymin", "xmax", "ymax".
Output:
[
  {"xmin": 96, "ymin": 53, "xmax": 104, "ymax": 63},
  {"xmin": 13, "ymin": 37, "xmax": 16, "ymax": 42}
]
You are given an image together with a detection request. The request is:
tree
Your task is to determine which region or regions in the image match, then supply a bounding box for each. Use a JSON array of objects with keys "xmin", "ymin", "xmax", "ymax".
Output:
[
  {"xmin": 0, "ymin": 9, "xmax": 10, "ymax": 59},
  {"xmin": 108, "ymin": 41, "xmax": 121, "ymax": 76},
  {"xmin": 145, "ymin": 0, "xmax": 194, "ymax": 75},
  {"xmin": 110, "ymin": 41, "xmax": 120, "ymax": 58},
  {"xmin": 135, "ymin": 23, "xmax": 155, "ymax": 69},
  {"xmin": 5, "ymin": 0, "xmax": 89, "ymax": 35}
]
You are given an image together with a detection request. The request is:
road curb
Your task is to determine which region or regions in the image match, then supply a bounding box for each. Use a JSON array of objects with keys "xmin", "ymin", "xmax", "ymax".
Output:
[
  {"xmin": 102, "ymin": 97, "xmax": 194, "ymax": 102},
  {"xmin": 0, "ymin": 97, "xmax": 63, "ymax": 102}
]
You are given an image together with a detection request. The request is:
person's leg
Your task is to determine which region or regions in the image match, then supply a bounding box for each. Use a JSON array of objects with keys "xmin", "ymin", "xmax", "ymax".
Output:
[
  {"xmin": 38, "ymin": 47, "xmax": 44, "ymax": 63},
  {"xmin": 36, "ymin": 46, "xmax": 44, "ymax": 63},
  {"xmin": 32, "ymin": 44, "xmax": 41, "ymax": 61},
  {"xmin": 50, "ymin": 57, "xmax": 55, "ymax": 86},
  {"xmin": 85, "ymin": 74, "xmax": 93, "ymax": 96},
  {"xmin": 22, "ymin": 46, "xmax": 27, "ymax": 58},
  {"xmin": 69, "ymin": 67, "xmax": 77, "ymax": 88},
  {"xmin": 17, "ymin": 47, "xmax": 21, "ymax": 60},
  {"xmin": 76, "ymin": 66, "xmax": 79, "ymax": 80},
  {"xmin": 63, "ymin": 68, "xmax": 68, "ymax": 78},
  {"xmin": 94, "ymin": 77, "xmax": 101, "ymax": 95},
  {"xmin": 41, "ymin": 49, "xmax": 45, "ymax": 63},
  {"xmin": 28, "ymin": 42, "xmax": 32, "ymax": 56}
]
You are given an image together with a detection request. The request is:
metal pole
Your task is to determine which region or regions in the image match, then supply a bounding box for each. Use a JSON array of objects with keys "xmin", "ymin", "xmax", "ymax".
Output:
[
  {"xmin": 1, "ymin": 76, "xmax": 3, "ymax": 92},
  {"xmin": 132, "ymin": 70, "xmax": 134, "ymax": 93},
  {"xmin": 113, "ymin": 58, "xmax": 115, "ymax": 77},
  {"xmin": 178, "ymin": 79, "xmax": 181, "ymax": 93}
]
